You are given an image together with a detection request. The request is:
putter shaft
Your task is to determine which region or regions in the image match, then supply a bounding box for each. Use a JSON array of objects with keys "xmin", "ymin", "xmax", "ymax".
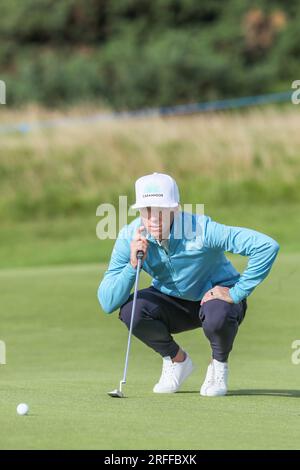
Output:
[{"xmin": 108, "ymin": 250, "xmax": 144, "ymax": 398}]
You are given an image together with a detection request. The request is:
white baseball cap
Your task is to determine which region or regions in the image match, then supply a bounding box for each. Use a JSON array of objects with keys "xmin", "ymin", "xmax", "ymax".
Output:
[{"xmin": 131, "ymin": 172, "xmax": 180, "ymax": 209}]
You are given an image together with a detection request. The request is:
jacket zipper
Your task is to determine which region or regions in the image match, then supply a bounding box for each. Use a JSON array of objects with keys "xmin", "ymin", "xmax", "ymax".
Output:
[{"xmin": 158, "ymin": 244, "xmax": 181, "ymax": 295}]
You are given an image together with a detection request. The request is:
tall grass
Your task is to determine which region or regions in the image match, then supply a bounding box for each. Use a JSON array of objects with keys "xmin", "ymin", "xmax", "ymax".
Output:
[{"xmin": 0, "ymin": 105, "xmax": 300, "ymax": 221}]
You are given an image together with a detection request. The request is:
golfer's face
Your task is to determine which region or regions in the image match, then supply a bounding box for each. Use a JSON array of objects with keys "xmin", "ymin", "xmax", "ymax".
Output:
[{"xmin": 140, "ymin": 207, "xmax": 175, "ymax": 240}]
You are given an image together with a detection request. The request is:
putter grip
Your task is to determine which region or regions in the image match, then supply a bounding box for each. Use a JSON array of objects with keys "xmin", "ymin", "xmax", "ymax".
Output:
[{"xmin": 136, "ymin": 250, "xmax": 144, "ymax": 260}]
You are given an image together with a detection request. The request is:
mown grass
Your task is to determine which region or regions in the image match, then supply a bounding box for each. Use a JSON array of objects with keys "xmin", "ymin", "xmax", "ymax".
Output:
[{"xmin": 0, "ymin": 253, "xmax": 299, "ymax": 449}]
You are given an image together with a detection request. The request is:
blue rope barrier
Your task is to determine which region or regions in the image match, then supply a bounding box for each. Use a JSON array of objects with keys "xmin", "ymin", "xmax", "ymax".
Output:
[{"xmin": 0, "ymin": 91, "xmax": 292, "ymax": 134}]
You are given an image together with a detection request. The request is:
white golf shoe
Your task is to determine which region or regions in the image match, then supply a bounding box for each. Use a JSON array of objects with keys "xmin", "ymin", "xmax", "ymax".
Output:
[
  {"xmin": 153, "ymin": 352, "xmax": 194, "ymax": 393},
  {"xmin": 200, "ymin": 359, "xmax": 228, "ymax": 397},
  {"xmin": 200, "ymin": 361, "xmax": 215, "ymax": 396}
]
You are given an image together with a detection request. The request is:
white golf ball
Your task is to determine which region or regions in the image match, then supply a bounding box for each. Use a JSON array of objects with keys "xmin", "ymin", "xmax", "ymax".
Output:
[{"xmin": 17, "ymin": 403, "xmax": 29, "ymax": 416}]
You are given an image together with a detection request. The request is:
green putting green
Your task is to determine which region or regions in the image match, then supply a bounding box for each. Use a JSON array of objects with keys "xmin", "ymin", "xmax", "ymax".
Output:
[{"xmin": 0, "ymin": 254, "xmax": 299, "ymax": 450}]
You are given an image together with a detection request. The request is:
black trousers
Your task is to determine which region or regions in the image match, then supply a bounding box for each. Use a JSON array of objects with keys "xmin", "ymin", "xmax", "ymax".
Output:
[{"xmin": 119, "ymin": 286, "xmax": 247, "ymax": 362}]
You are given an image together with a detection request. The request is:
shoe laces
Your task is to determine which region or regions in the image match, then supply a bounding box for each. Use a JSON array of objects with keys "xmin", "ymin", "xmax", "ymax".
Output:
[
  {"xmin": 214, "ymin": 368, "xmax": 227, "ymax": 386},
  {"xmin": 161, "ymin": 359, "xmax": 176, "ymax": 379}
]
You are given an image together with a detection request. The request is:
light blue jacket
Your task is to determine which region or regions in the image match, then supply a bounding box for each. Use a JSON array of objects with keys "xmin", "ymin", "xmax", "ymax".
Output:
[{"xmin": 98, "ymin": 212, "xmax": 279, "ymax": 314}]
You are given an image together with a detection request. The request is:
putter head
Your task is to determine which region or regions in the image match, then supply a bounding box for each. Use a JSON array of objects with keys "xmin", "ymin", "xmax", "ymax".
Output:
[{"xmin": 108, "ymin": 388, "xmax": 124, "ymax": 398}]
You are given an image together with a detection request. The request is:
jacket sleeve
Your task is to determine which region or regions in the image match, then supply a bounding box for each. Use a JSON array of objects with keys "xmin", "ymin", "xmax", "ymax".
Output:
[
  {"xmin": 203, "ymin": 216, "xmax": 280, "ymax": 303},
  {"xmin": 97, "ymin": 227, "xmax": 138, "ymax": 314}
]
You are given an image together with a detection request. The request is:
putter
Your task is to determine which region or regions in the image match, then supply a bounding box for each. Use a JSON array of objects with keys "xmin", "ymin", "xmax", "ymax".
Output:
[{"xmin": 108, "ymin": 250, "xmax": 144, "ymax": 398}]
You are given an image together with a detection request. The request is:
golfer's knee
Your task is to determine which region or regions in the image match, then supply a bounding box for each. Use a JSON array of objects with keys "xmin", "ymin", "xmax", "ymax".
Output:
[
  {"xmin": 119, "ymin": 298, "xmax": 146, "ymax": 330},
  {"xmin": 201, "ymin": 300, "xmax": 234, "ymax": 334}
]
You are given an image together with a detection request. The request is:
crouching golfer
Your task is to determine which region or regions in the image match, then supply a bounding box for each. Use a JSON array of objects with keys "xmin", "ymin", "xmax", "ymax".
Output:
[{"xmin": 98, "ymin": 173, "xmax": 279, "ymax": 396}]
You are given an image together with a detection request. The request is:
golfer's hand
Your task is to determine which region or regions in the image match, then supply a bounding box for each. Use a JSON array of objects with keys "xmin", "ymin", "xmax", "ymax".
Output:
[
  {"xmin": 201, "ymin": 285, "xmax": 234, "ymax": 305},
  {"xmin": 130, "ymin": 226, "xmax": 148, "ymax": 269}
]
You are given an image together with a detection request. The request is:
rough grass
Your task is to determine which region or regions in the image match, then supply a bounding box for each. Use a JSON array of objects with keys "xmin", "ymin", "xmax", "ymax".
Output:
[{"xmin": 0, "ymin": 105, "xmax": 300, "ymax": 220}]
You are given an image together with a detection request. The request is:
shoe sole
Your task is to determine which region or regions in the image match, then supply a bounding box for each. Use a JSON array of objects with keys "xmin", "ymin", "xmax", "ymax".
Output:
[
  {"xmin": 200, "ymin": 385, "xmax": 211, "ymax": 396},
  {"xmin": 202, "ymin": 388, "xmax": 227, "ymax": 397}
]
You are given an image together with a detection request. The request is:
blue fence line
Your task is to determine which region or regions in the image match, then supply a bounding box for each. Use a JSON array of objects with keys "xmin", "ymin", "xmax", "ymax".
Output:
[{"xmin": 0, "ymin": 90, "xmax": 292, "ymax": 134}]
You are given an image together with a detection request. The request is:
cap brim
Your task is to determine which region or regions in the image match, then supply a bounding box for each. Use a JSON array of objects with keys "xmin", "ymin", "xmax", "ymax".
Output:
[{"xmin": 131, "ymin": 202, "xmax": 179, "ymax": 209}]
